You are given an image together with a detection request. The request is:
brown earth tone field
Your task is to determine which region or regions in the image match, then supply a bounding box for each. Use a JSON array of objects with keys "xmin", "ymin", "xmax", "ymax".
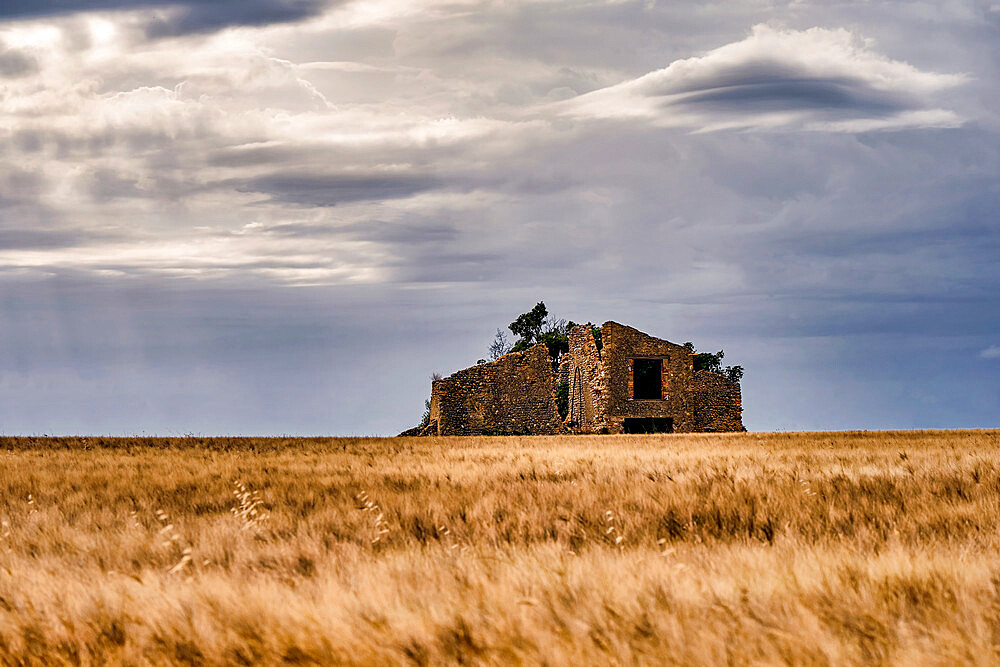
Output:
[{"xmin": 1, "ymin": 430, "xmax": 999, "ymax": 664}]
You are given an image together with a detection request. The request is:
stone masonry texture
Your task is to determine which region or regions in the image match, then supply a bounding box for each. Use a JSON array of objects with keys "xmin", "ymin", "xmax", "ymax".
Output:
[
  {"xmin": 430, "ymin": 344, "xmax": 563, "ymax": 435},
  {"xmin": 423, "ymin": 321, "xmax": 743, "ymax": 435}
]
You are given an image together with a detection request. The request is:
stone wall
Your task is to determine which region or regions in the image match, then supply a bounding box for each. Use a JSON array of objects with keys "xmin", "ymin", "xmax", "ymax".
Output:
[
  {"xmin": 690, "ymin": 370, "xmax": 744, "ymax": 432},
  {"xmin": 418, "ymin": 321, "xmax": 744, "ymax": 436},
  {"xmin": 431, "ymin": 344, "xmax": 563, "ymax": 435},
  {"xmin": 560, "ymin": 325, "xmax": 606, "ymax": 431},
  {"xmin": 557, "ymin": 321, "xmax": 744, "ymax": 434},
  {"xmin": 598, "ymin": 322, "xmax": 698, "ymax": 432}
]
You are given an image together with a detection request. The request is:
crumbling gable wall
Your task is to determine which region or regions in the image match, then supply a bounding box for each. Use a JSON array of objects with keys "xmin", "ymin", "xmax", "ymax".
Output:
[
  {"xmin": 598, "ymin": 322, "xmax": 699, "ymax": 432},
  {"xmin": 691, "ymin": 371, "xmax": 744, "ymax": 432},
  {"xmin": 431, "ymin": 344, "xmax": 563, "ymax": 435},
  {"xmin": 558, "ymin": 321, "xmax": 744, "ymax": 434}
]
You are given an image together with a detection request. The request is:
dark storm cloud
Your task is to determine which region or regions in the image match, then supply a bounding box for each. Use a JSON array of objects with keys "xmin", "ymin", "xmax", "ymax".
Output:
[
  {"xmin": 144, "ymin": 0, "xmax": 328, "ymax": 37},
  {"xmin": 0, "ymin": 0, "xmax": 330, "ymax": 35},
  {"xmin": 234, "ymin": 172, "xmax": 443, "ymax": 206},
  {"xmin": 673, "ymin": 76, "xmax": 902, "ymax": 115}
]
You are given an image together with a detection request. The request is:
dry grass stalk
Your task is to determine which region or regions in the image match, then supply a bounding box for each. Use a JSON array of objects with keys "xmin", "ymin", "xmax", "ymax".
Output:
[
  {"xmin": 603, "ymin": 509, "xmax": 624, "ymax": 551},
  {"xmin": 356, "ymin": 491, "xmax": 390, "ymax": 546},
  {"xmin": 231, "ymin": 481, "xmax": 269, "ymax": 532},
  {"xmin": 156, "ymin": 508, "xmax": 192, "ymax": 574},
  {"xmin": 0, "ymin": 430, "xmax": 993, "ymax": 663}
]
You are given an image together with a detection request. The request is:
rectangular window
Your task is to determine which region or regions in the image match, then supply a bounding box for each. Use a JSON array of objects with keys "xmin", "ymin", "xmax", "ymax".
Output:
[{"xmin": 632, "ymin": 358, "xmax": 662, "ymax": 400}]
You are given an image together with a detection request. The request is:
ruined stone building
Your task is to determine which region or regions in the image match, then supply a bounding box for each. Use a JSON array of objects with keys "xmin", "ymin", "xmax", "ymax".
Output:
[{"xmin": 420, "ymin": 321, "xmax": 743, "ymax": 435}]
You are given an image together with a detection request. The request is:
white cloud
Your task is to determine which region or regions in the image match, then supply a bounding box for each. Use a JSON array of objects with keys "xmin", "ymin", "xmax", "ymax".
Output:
[
  {"xmin": 981, "ymin": 345, "xmax": 1000, "ymax": 359},
  {"xmin": 0, "ymin": 6, "xmax": 987, "ymax": 293},
  {"xmin": 563, "ymin": 24, "xmax": 967, "ymax": 132}
]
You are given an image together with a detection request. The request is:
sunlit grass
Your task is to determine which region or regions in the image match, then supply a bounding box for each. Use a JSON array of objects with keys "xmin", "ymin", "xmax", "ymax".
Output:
[{"xmin": 0, "ymin": 430, "xmax": 997, "ymax": 663}]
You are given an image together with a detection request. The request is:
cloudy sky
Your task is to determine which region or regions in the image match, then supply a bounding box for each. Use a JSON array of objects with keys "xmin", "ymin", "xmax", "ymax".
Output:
[{"xmin": 0, "ymin": 0, "xmax": 997, "ymax": 435}]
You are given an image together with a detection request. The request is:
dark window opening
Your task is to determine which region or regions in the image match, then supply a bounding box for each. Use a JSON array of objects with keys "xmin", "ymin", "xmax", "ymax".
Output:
[
  {"xmin": 623, "ymin": 418, "xmax": 673, "ymax": 434},
  {"xmin": 632, "ymin": 358, "xmax": 662, "ymax": 400}
]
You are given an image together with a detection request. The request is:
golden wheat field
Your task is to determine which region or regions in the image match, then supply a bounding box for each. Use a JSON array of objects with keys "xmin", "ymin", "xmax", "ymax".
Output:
[{"xmin": 1, "ymin": 430, "xmax": 999, "ymax": 664}]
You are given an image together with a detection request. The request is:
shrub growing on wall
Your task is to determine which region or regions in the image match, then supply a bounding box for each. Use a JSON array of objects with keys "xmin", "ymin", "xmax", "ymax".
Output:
[{"xmin": 683, "ymin": 342, "xmax": 744, "ymax": 382}]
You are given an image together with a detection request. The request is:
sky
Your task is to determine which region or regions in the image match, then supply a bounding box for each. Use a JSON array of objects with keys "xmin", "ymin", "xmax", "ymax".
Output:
[{"xmin": 0, "ymin": 0, "xmax": 997, "ymax": 435}]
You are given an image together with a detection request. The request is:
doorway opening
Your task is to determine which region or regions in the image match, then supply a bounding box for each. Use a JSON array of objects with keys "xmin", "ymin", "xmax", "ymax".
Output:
[{"xmin": 623, "ymin": 418, "xmax": 673, "ymax": 434}]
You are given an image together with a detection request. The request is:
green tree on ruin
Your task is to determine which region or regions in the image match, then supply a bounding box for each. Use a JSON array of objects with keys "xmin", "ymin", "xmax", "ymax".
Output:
[{"xmin": 683, "ymin": 342, "xmax": 744, "ymax": 382}]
